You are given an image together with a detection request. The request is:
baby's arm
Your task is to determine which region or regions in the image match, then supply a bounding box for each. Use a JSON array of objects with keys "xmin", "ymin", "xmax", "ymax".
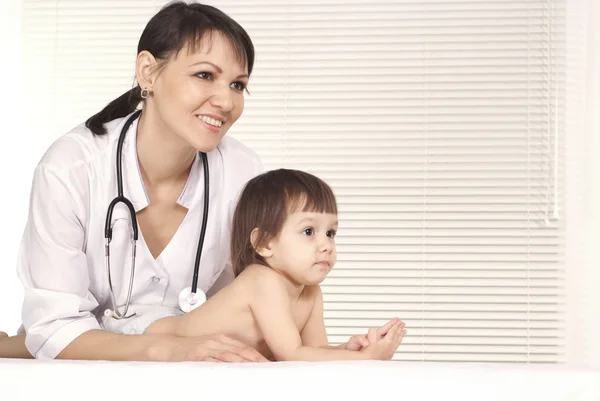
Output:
[
  {"xmin": 300, "ymin": 288, "xmax": 404, "ymax": 352},
  {"xmin": 250, "ymin": 270, "xmax": 402, "ymax": 361},
  {"xmin": 299, "ymin": 285, "xmax": 334, "ymax": 348}
]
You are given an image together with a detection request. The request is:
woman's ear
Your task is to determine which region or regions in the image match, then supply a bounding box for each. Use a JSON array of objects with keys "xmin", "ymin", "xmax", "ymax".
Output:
[
  {"xmin": 135, "ymin": 50, "xmax": 159, "ymax": 91},
  {"xmin": 250, "ymin": 228, "xmax": 273, "ymax": 258}
]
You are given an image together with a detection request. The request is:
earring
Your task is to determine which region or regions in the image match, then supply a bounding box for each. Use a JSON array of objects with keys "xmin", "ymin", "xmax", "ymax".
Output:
[{"xmin": 140, "ymin": 86, "xmax": 150, "ymax": 99}]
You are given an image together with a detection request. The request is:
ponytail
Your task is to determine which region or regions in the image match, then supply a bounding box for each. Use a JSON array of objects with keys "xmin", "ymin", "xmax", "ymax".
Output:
[{"xmin": 85, "ymin": 85, "xmax": 143, "ymax": 135}]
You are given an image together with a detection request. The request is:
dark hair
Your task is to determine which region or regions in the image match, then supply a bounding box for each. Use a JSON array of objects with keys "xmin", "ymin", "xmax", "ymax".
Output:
[
  {"xmin": 230, "ymin": 169, "xmax": 338, "ymax": 277},
  {"xmin": 85, "ymin": 1, "xmax": 255, "ymax": 135}
]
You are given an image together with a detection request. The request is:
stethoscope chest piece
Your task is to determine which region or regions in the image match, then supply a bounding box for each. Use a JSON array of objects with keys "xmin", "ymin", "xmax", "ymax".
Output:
[{"xmin": 178, "ymin": 286, "xmax": 206, "ymax": 313}]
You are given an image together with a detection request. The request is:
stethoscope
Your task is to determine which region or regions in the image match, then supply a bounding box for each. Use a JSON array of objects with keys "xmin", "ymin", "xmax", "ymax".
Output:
[{"xmin": 103, "ymin": 109, "xmax": 209, "ymax": 320}]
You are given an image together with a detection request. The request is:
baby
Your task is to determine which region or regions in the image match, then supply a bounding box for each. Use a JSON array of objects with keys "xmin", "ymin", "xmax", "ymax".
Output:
[
  {"xmin": 144, "ymin": 168, "xmax": 406, "ymax": 361},
  {"xmin": 0, "ymin": 169, "xmax": 406, "ymax": 361}
]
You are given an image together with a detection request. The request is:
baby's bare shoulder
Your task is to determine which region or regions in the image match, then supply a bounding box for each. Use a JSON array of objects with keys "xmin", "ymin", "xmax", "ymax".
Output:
[
  {"xmin": 242, "ymin": 264, "xmax": 280, "ymax": 278},
  {"xmin": 236, "ymin": 264, "xmax": 286, "ymax": 290}
]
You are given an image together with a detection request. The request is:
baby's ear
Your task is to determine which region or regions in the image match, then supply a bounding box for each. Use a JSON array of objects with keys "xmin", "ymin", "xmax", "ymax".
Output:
[{"xmin": 250, "ymin": 228, "xmax": 273, "ymax": 258}]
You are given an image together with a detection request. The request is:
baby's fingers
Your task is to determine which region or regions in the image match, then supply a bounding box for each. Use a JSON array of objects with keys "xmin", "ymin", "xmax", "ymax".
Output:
[
  {"xmin": 377, "ymin": 318, "xmax": 399, "ymax": 337},
  {"xmin": 393, "ymin": 328, "xmax": 407, "ymax": 348},
  {"xmin": 383, "ymin": 323, "xmax": 400, "ymax": 343},
  {"xmin": 367, "ymin": 328, "xmax": 378, "ymax": 344}
]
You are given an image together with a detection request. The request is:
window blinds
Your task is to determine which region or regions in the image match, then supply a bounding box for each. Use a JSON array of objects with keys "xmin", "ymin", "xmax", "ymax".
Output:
[{"xmin": 21, "ymin": 0, "xmax": 566, "ymax": 363}]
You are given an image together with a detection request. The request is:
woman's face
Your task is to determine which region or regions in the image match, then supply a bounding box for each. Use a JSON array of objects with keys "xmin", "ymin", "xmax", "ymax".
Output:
[{"xmin": 138, "ymin": 31, "xmax": 249, "ymax": 153}]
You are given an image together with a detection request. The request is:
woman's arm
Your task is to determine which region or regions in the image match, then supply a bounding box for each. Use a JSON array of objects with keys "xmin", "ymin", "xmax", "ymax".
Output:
[
  {"xmin": 0, "ymin": 333, "xmax": 31, "ymax": 359},
  {"xmin": 57, "ymin": 330, "xmax": 267, "ymax": 362},
  {"xmin": 56, "ymin": 330, "xmax": 164, "ymax": 361},
  {"xmin": 0, "ymin": 331, "xmax": 158, "ymax": 361},
  {"xmin": 17, "ymin": 162, "xmax": 103, "ymax": 359},
  {"xmin": 0, "ymin": 329, "xmax": 269, "ymax": 362}
]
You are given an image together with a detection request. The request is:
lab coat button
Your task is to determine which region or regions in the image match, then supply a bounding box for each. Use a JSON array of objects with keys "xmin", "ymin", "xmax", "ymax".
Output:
[{"xmin": 152, "ymin": 276, "xmax": 160, "ymax": 283}]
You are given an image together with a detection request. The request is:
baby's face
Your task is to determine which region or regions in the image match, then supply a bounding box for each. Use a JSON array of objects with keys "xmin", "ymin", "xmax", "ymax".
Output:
[{"xmin": 266, "ymin": 211, "xmax": 338, "ymax": 286}]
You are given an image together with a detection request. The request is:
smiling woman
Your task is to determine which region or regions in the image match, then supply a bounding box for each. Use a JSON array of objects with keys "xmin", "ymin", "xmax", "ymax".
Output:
[
  {"xmin": 0, "ymin": 1, "xmax": 269, "ymax": 363},
  {"xmin": 133, "ymin": 30, "xmax": 251, "ymax": 160}
]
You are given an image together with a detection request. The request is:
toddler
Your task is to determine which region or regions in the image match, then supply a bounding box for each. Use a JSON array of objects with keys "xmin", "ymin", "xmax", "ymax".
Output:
[{"xmin": 144, "ymin": 168, "xmax": 406, "ymax": 361}]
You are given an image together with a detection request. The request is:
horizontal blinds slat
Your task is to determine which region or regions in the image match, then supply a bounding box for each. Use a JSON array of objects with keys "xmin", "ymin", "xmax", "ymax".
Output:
[
  {"xmin": 334, "ymin": 252, "xmax": 564, "ymax": 259},
  {"xmin": 22, "ymin": 18, "xmax": 563, "ymax": 26},
  {"xmin": 22, "ymin": 5, "xmax": 562, "ymax": 14},
  {"xmin": 24, "ymin": 84, "xmax": 558, "ymax": 93},
  {"xmin": 336, "ymin": 205, "xmax": 561, "ymax": 213},
  {"xmin": 335, "ymin": 212, "xmax": 559, "ymax": 219},
  {"xmin": 324, "ymin": 294, "xmax": 563, "ymax": 303},
  {"xmin": 330, "ymin": 262, "xmax": 563, "ymax": 270},
  {"xmin": 322, "ymin": 277, "xmax": 563, "ymax": 286},
  {"xmin": 324, "ymin": 318, "xmax": 563, "ymax": 329},
  {"xmin": 20, "ymin": 0, "xmax": 560, "ymax": 9},
  {"xmin": 332, "ymin": 254, "xmax": 562, "ymax": 262},
  {"xmin": 329, "ymin": 334, "xmax": 563, "ymax": 346},
  {"xmin": 322, "ymin": 286, "xmax": 562, "ymax": 295},
  {"xmin": 323, "ymin": 310, "xmax": 563, "ymax": 320},
  {"xmin": 327, "ymin": 269, "xmax": 562, "ymax": 278},
  {"xmin": 331, "ymin": 333, "xmax": 565, "ymax": 342},
  {"xmin": 365, "ymin": 354, "xmax": 564, "ymax": 363},
  {"xmin": 310, "ymin": 189, "xmax": 555, "ymax": 197},
  {"xmin": 333, "ymin": 341, "xmax": 565, "ymax": 350},
  {"xmin": 328, "ymin": 221, "xmax": 560, "ymax": 230},
  {"xmin": 335, "ymin": 237, "xmax": 563, "ymax": 245},
  {"xmin": 324, "ymin": 303, "xmax": 564, "ymax": 313}
]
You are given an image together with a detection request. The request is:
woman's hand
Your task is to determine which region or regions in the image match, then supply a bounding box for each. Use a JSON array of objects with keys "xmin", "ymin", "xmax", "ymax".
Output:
[{"xmin": 147, "ymin": 333, "xmax": 269, "ymax": 363}]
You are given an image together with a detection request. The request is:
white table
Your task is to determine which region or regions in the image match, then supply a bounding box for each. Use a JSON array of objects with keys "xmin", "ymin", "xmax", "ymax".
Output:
[{"xmin": 1, "ymin": 358, "xmax": 599, "ymax": 401}]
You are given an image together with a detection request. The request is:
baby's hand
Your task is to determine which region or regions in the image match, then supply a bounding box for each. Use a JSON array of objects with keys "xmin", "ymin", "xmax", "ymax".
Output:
[
  {"xmin": 346, "ymin": 318, "xmax": 406, "ymax": 351},
  {"xmin": 360, "ymin": 320, "xmax": 406, "ymax": 360}
]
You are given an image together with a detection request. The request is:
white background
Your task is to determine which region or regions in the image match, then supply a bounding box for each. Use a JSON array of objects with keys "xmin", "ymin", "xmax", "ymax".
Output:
[
  {"xmin": 0, "ymin": 0, "xmax": 599, "ymax": 367},
  {"xmin": 0, "ymin": 0, "xmax": 28, "ymax": 335}
]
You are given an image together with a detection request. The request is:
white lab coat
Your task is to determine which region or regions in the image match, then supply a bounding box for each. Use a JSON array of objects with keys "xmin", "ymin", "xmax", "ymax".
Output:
[{"xmin": 15, "ymin": 111, "xmax": 263, "ymax": 359}]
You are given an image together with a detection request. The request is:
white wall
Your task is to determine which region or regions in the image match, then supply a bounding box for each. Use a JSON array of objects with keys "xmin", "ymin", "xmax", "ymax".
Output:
[
  {"xmin": 565, "ymin": 0, "xmax": 600, "ymax": 369},
  {"xmin": 0, "ymin": 0, "xmax": 41, "ymax": 334}
]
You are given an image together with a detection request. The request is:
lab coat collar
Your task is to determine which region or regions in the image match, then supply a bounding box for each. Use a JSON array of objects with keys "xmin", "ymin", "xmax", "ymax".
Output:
[
  {"xmin": 120, "ymin": 111, "xmax": 203, "ymax": 212},
  {"xmin": 176, "ymin": 152, "xmax": 202, "ymax": 209},
  {"xmin": 121, "ymin": 112, "xmax": 149, "ymax": 212}
]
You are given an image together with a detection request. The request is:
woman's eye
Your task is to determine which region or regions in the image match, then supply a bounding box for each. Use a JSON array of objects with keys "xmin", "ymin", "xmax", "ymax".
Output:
[
  {"xmin": 196, "ymin": 72, "xmax": 212, "ymax": 80},
  {"xmin": 231, "ymin": 81, "xmax": 246, "ymax": 91},
  {"xmin": 303, "ymin": 228, "xmax": 313, "ymax": 236}
]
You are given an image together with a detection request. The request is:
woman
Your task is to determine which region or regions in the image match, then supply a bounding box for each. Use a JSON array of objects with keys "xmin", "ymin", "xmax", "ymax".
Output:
[
  {"xmin": 0, "ymin": 1, "xmax": 268, "ymax": 362},
  {"xmin": 0, "ymin": 1, "xmax": 374, "ymax": 362}
]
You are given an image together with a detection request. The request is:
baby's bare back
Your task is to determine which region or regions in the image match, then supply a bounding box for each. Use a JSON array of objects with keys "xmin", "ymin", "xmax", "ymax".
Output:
[{"xmin": 145, "ymin": 265, "xmax": 315, "ymax": 360}]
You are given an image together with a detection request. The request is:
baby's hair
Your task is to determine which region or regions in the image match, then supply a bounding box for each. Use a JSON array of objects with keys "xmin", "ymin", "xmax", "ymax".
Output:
[{"xmin": 230, "ymin": 169, "xmax": 338, "ymax": 277}]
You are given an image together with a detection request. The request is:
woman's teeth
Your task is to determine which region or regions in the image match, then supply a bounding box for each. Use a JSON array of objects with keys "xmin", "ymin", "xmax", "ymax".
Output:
[{"xmin": 198, "ymin": 115, "xmax": 223, "ymax": 127}]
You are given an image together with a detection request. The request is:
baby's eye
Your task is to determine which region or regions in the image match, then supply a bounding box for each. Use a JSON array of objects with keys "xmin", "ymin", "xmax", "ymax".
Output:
[
  {"xmin": 327, "ymin": 230, "xmax": 336, "ymax": 238},
  {"xmin": 303, "ymin": 228, "xmax": 313, "ymax": 236}
]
